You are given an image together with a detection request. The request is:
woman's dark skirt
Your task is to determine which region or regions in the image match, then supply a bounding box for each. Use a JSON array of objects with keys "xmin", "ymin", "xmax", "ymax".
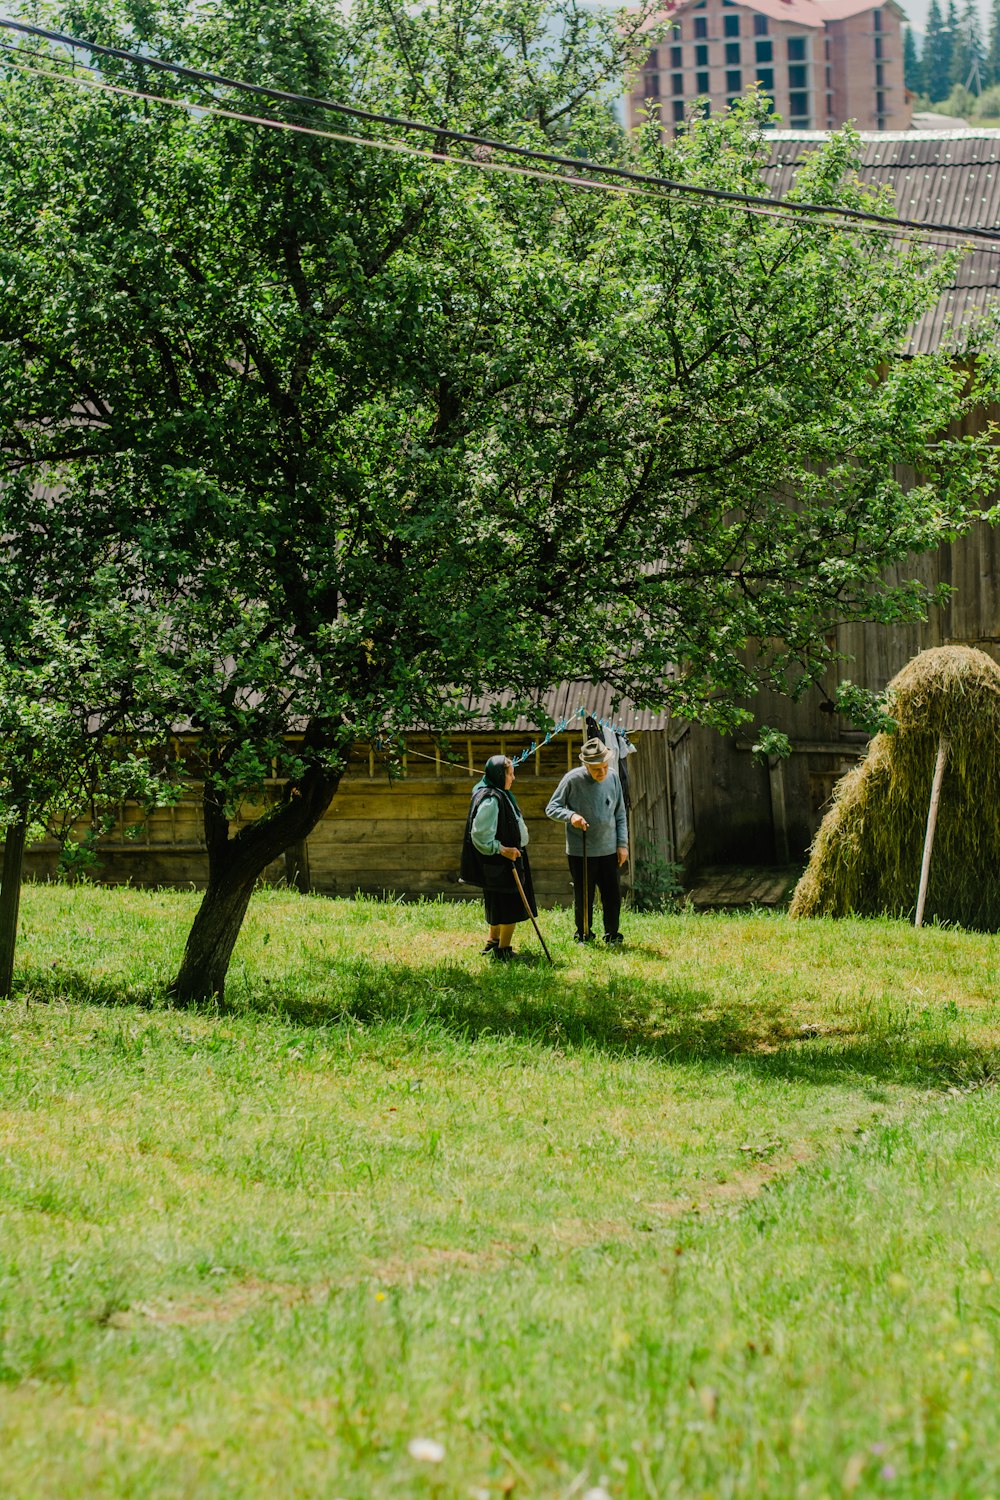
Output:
[{"xmin": 483, "ymin": 850, "xmax": 537, "ymax": 925}]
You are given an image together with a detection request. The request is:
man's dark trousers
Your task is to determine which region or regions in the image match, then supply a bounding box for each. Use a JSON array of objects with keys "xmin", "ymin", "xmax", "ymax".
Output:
[{"xmin": 568, "ymin": 852, "xmax": 621, "ymax": 939}]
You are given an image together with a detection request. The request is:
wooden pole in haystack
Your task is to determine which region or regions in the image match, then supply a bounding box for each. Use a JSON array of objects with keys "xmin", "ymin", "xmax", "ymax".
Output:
[{"xmin": 915, "ymin": 734, "xmax": 950, "ymax": 929}]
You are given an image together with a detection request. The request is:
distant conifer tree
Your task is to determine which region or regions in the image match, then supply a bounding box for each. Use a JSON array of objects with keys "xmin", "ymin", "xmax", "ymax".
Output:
[
  {"xmin": 924, "ymin": 0, "xmax": 953, "ymax": 99},
  {"xmin": 952, "ymin": 0, "xmax": 986, "ymax": 91},
  {"xmin": 903, "ymin": 25, "xmax": 924, "ymax": 93},
  {"xmin": 987, "ymin": 0, "xmax": 1000, "ymax": 85},
  {"xmin": 945, "ymin": 0, "xmax": 961, "ymax": 83}
]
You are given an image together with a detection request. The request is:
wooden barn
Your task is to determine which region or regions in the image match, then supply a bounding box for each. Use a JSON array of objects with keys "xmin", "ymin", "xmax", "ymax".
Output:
[
  {"xmin": 682, "ymin": 131, "xmax": 1000, "ymax": 869},
  {"xmin": 24, "ymin": 687, "xmax": 694, "ymax": 904}
]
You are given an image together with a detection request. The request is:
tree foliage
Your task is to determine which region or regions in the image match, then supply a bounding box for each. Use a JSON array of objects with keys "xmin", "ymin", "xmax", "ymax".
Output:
[
  {"xmin": 903, "ymin": 25, "xmax": 924, "ymax": 96},
  {"xmin": 0, "ymin": 1, "xmax": 997, "ymax": 996},
  {"xmin": 950, "ymin": 0, "xmax": 987, "ymax": 92},
  {"xmin": 923, "ymin": 0, "xmax": 954, "ymax": 100}
]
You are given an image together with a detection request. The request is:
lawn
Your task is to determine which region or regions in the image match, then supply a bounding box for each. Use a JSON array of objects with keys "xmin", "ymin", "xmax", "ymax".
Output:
[{"xmin": 2, "ymin": 883, "xmax": 1000, "ymax": 1498}]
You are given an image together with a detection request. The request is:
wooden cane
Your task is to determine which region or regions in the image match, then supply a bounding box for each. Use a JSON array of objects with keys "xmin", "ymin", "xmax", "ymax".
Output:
[
  {"xmin": 582, "ymin": 827, "xmax": 590, "ymax": 940},
  {"xmin": 511, "ymin": 860, "xmax": 553, "ymax": 964}
]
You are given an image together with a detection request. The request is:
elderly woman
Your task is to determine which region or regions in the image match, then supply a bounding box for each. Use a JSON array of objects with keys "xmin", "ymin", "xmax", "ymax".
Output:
[{"xmin": 460, "ymin": 754, "xmax": 537, "ymax": 962}]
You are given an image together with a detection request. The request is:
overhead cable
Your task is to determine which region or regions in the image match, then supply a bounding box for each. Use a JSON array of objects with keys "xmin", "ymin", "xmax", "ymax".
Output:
[
  {"xmin": 1, "ymin": 45, "xmax": 995, "ymax": 263},
  {"xmin": 2, "ymin": 13, "xmax": 1000, "ymax": 246}
]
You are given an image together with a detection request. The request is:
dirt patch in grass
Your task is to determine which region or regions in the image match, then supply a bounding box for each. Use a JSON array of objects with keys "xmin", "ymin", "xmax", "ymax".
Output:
[
  {"xmin": 110, "ymin": 1145, "xmax": 826, "ymax": 1331},
  {"xmin": 107, "ymin": 1277, "xmax": 302, "ymax": 1330}
]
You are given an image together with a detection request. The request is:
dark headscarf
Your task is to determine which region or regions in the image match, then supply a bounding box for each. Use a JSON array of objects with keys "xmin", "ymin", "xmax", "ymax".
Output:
[{"xmin": 473, "ymin": 754, "xmax": 522, "ymax": 814}]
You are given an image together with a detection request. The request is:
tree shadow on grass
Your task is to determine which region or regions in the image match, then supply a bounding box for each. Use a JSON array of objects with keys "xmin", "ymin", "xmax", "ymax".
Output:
[{"xmin": 17, "ymin": 950, "xmax": 1000, "ymax": 1094}]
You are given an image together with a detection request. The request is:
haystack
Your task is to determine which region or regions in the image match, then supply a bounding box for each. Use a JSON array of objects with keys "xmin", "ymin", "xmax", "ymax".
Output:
[{"xmin": 791, "ymin": 646, "xmax": 1000, "ymax": 929}]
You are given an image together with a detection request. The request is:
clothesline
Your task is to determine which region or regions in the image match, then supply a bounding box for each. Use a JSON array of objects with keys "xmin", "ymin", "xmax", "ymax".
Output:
[
  {"xmin": 375, "ymin": 707, "xmax": 635, "ymax": 778},
  {"xmin": 509, "ymin": 707, "xmax": 633, "ymax": 767}
]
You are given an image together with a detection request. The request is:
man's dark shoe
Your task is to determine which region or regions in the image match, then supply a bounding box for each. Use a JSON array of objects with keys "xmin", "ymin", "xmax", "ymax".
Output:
[
  {"xmin": 604, "ymin": 933, "xmax": 625, "ymax": 946},
  {"xmin": 574, "ymin": 933, "xmax": 595, "ymax": 944}
]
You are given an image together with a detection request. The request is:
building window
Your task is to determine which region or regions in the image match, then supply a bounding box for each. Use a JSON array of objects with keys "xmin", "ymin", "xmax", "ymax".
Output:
[
  {"xmin": 873, "ymin": 7, "xmax": 882, "ymax": 29},
  {"xmin": 788, "ymin": 63, "xmax": 808, "ymax": 88},
  {"xmin": 724, "ymin": 12, "xmax": 740, "ymax": 36},
  {"xmin": 757, "ymin": 66, "xmax": 774, "ymax": 90},
  {"xmin": 696, "ymin": 42, "xmax": 709, "ymax": 65},
  {"xmin": 696, "ymin": 70, "xmax": 710, "ymax": 91},
  {"xmin": 727, "ymin": 96, "xmax": 740, "ymax": 108},
  {"xmin": 726, "ymin": 69, "xmax": 742, "ymax": 91},
  {"xmin": 725, "ymin": 41, "xmax": 741, "ymax": 64},
  {"xmin": 874, "ymin": 34, "xmax": 883, "ymax": 58},
  {"xmin": 672, "ymin": 71, "xmax": 684, "ymax": 94},
  {"xmin": 694, "ymin": 15, "xmax": 708, "ymax": 39},
  {"xmin": 790, "ymin": 115, "xmax": 811, "ymax": 128},
  {"xmin": 754, "ymin": 14, "xmax": 768, "ymax": 35},
  {"xmin": 673, "ymin": 98, "xmax": 686, "ymax": 121},
  {"xmin": 671, "ymin": 44, "xmax": 683, "ymax": 67},
  {"xmin": 646, "ymin": 48, "xmax": 659, "ymax": 69},
  {"xmin": 643, "ymin": 73, "xmax": 660, "ymax": 96},
  {"xmin": 877, "ymin": 90, "xmax": 886, "ymax": 113},
  {"xmin": 875, "ymin": 62, "xmax": 884, "ymax": 85},
  {"xmin": 756, "ymin": 39, "xmax": 773, "ymax": 62},
  {"xmin": 789, "ymin": 90, "xmax": 810, "ymax": 115},
  {"xmin": 788, "ymin": 36, "xmax": 807, "ymax": 61}
]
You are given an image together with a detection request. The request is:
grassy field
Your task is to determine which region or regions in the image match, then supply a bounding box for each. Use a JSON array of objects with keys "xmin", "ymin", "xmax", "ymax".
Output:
[{"xmin": 2, "ymin": 884, "xmax": 1000, "ymax": 1498}]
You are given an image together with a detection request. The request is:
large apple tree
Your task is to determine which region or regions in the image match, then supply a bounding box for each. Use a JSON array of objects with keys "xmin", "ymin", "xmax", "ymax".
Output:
[{"xmin": 0, "ymin": 0, "xmax": 996, "ymax": 999}]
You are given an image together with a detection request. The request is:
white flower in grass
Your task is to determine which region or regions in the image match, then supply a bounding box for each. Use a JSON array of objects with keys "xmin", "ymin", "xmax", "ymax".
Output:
[
  {"xmin": 583, "ymin": 1489, "xmax": 613, "ymax": 1500},
  {"xmin": 408, "ymin": 1438, "xmax": 446, "ymax": 1464}
]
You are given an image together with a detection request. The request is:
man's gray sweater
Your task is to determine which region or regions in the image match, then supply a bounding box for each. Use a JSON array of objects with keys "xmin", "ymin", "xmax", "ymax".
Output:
[{"xmin": 545, "ymin": 767, "xmax": 628, "ymax": 858}]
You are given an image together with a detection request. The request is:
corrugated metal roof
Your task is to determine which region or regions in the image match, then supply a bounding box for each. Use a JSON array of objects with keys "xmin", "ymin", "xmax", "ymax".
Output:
[
  {"xmin": 461, "ymin": 683, "xmax": 670, "ymax": 734},
  {"xmin": 759, "ymin": 133, "xmax": 1000, "ymax": 355}
]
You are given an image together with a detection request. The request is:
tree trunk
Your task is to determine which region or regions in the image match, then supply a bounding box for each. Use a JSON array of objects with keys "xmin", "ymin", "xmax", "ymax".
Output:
[
  {"xmin": 171, "ymin": 865, "xmax": 258, "ymax": 1003},
  {"xmin": 170, "ymin": 747, "xmax": 346, "ymax": 1004},
  {"xmin": 0, "ymin": 809, "xmax": 28, "ymax": 1001}
]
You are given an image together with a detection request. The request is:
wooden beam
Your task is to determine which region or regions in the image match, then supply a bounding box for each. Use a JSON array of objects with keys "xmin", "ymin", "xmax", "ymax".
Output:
[{"xmin": 768, "ymin": 757, "xmax": 791, "ymax": 865}]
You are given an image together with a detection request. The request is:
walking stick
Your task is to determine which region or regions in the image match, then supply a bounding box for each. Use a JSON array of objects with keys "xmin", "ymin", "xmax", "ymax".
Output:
[
  {"xmin": 582, "ymin": 827, "xmax": 590, "ymax": 940},
  {"xmin": 511, "ymin": 860, "xmax": 553, "ymax": 964}
]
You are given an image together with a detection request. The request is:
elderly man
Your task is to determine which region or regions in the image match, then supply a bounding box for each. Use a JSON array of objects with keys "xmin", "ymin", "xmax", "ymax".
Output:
[{"xmin": 546, "ymin": 738, "xmax": 629, "ymax": 945}]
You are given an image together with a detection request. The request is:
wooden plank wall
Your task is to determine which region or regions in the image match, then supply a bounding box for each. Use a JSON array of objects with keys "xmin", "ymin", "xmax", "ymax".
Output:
[
  {"xmin": 21, "ymin": 729, "xmax": 680, "ymax": 904},
  {"xmin": 687, "ymin": 399, "xmax": 1000, "ymax": 864},
  {"xmin": 625, "ymin": 726, "xmax": 693, "ymax": 867},
  {"xmin": 307, "ymin": 733, "xmax": 584, "ymax": 905}
]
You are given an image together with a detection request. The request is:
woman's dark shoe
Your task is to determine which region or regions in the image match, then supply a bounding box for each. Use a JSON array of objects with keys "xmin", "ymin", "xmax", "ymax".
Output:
[
  {"xmin": 494, "ymin": 946, "xmax": 514, "ymax": 963},
  {"xmin": 480, "ymin": 938, "xmax": 500, "ymax": 956}
]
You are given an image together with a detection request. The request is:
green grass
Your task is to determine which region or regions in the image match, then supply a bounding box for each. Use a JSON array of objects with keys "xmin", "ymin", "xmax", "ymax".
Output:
[{"xmin": 2, "ymin": 884, "xmax": 1000, "ymax": 1497}]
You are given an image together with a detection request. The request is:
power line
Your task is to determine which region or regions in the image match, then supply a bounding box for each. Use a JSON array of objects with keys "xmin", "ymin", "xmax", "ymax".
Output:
[
  {"xmin": 6, "ymin": 48, "xmax": 994, "ymax": 264},
  {"xmin": 0, "ymin": 54, "xmax": 670, "ymax": 201},
  {"xmin": 2, "ymin": 13, "xmax": 1000, "ymax": 246},
  {"xmin": 2, "ymin": 43, "xmax": 996, "ymax": 265}
]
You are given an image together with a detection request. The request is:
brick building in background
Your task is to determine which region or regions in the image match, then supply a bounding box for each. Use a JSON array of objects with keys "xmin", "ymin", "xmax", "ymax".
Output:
[{"xmin": 628, "ymin": 0, "xmax": 910, "ymax": 133}]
